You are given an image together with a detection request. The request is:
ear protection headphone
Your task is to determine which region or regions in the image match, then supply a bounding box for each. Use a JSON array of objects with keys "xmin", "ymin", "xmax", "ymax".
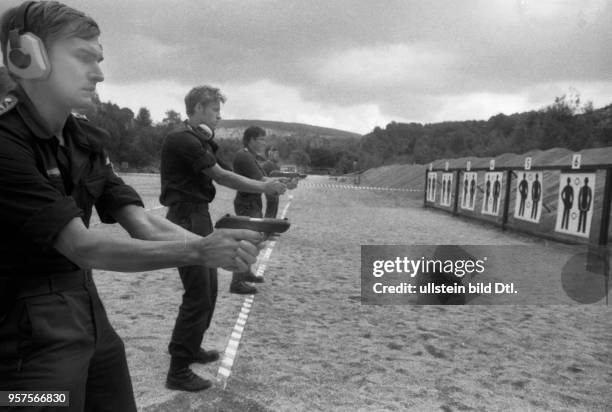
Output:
[
  {"xmin": 6, "ymin": 1, "xmax": 51, "ymax": 79},
  {"xmin": 197, "ymin": 123, "xmax": 213, "ymax": 138}
]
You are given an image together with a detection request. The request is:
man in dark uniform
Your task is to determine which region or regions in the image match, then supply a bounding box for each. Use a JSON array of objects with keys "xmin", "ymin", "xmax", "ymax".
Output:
[
  {"xmin": 229, "ymin": 129, "xmax": 297, "ymax": 293},
  {"xmin": 230, "ymin": 127, "xmax": 268, "ymax": 294},
  {"xmin": 160, "ymin": 87, "xmax": 286, "ymax": 391},
  {"xmin": 261, "ymin": 145, "xmax": 281, "ymax": 218},
  {"xmin": 0, "ymin": 3, "xmax": 264, "ymax": 410}
]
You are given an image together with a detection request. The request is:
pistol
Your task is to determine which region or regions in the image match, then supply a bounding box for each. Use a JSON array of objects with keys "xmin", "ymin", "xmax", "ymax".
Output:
[{"xmin": 214, "ymin": 214, "xmax": 291, "ymax": 234}]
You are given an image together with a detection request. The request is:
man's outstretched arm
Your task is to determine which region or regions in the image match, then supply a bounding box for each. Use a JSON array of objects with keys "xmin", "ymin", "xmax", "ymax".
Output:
[
  {"xmin": 53, "ymin": 213, "xmax": 263, "ymax": 273},
  {"xmin": 205, "ymin": 163, "xmax": 286, "ymax": 195}
]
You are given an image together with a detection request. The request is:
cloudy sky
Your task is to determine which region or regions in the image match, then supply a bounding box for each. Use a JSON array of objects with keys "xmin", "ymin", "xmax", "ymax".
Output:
[{"xmin": 2, "ymin": 0, "xmax": 611, "ymax": 134}]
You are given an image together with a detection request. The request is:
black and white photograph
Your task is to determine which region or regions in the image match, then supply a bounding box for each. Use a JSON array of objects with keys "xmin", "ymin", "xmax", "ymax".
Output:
[{"xmin": 0, "ymin": 0, "xmax": 611, "ymax": 411}]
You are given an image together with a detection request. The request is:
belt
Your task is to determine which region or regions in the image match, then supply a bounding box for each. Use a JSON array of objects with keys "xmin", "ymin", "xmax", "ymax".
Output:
[
  {"xmin": 15, "ymin": 270, "xmax": 91, "ymax": 298},
  {"xmin": 170, "ymin": 201, "xmax": 210, "ymax": 212}
]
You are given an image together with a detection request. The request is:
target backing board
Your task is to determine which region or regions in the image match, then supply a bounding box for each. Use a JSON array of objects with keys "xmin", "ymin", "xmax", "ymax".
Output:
[
  {"xmin": 554, "ymin": 173, "xmax": 596, "ymax": 238},
  {"xmin": 513, "ymin": 171, "xmax": 543, "ymax": 223},
  {"xmin": 481, "ymin": 172, "xmax": 504, "ymax": 216},
  {"xmin": 460, "ymin": 172, "xmax": 478, "ymax": 211},
  {"xmin": 440, "ymin": 173, "xmax": 454, "ymax": 207},
  {"xmin": 426, "ymin": 172, "xmax": 437, "ymax": 202}
]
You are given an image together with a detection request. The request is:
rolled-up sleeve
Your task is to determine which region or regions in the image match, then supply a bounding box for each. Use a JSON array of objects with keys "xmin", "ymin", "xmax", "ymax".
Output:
[
  {"xmin": 0, "ymin": 140, "xmax": 83, "ymax": 250},
  {"xmin": 166, "ymin": 132, "xmax": 217, "ymax": 175},
  {"xmin": 95, "ymin": 163, "xmax": 145, "ymax": 223}
]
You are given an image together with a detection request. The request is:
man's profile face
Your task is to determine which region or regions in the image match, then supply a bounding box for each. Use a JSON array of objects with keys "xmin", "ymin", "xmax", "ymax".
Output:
[
  {"xmin": 45, "ymin": 35, "xmax": 104, "ymax": 110},
  {"xmin": 199, "ymin": 100, "xmax": 221, "ymax": 129},
  {"xmin": 249, "ymin": 135, "xmax": 264, "ymax": 153}
]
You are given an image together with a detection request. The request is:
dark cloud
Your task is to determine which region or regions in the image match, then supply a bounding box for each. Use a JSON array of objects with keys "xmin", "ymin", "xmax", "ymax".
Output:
[{"xmin": 1, "ymin": 0, "xmax": 610, "ymax": 130}]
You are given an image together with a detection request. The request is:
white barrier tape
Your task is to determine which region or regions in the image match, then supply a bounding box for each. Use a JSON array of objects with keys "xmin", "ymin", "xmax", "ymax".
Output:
[
  {"xmin": 217, "ymin": 196, "xmax": 292, "ymax": 388},
  {"xmin": 301, "ymin": 183, "xmax": 422, "ymax": 192}
]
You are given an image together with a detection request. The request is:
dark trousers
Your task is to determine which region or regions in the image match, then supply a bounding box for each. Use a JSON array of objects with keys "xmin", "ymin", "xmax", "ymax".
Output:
[
  {"xmin": 231, "ymin": 198, "xmax": 263, "ymax": 285},
  {"xmin": 166, "ymin": 202, "xmax": 218, "ymax": 362},
  {"xmin": 0, "ymin": 271, "xmax": 136, "ymax": 412},
  {"xmin": 264, "ymin": 194, "xmax": 279, "ymax": 218}
]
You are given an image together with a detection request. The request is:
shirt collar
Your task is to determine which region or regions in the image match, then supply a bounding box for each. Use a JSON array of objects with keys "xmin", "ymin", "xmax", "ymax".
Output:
[
  {"xmin": 244, "ymin": 146, "xmax": 265, "ymax": 161},
  {"xmin": 13, "ymin": 86, "xmax": 53, "ymax": 141},
  {"xmin": 12, "ymin": 86, "xmax": 93, "ymax": 151}
]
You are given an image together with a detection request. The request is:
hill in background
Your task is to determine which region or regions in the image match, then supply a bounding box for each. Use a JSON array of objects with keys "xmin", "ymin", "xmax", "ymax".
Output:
[
  {"xmin": 358, "ymin": 95, "xmax": 612, "ymax": 170},
  {"xmin": 216, "ymin": 119, "xmax": 361, "ymax": 140}
]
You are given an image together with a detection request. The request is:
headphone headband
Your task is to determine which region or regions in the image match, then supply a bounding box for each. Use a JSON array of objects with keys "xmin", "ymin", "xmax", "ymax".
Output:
[
  {"xmin": 9, "ymin": 1, "xmax": 36, "ymax": 50},
  {"xmin": 19, "ymin": 2, "xmax": 37, "ymax": 33}
]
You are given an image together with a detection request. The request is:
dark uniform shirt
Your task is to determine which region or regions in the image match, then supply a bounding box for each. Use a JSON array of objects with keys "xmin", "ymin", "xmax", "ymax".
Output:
[
  {"xmin": 159, "ymin": 122, "xmax": 218, "ymax": 206},
  {"xmin": 261, "ymin": 159, "xmax": 280, "ymax": 176},
  {"xmin": 233, "ymin": 148, "xmax": 265, "ymax": 204},
  {"xmin": 261, "ymin": 159, "xmax": 280, "ymax": 218},
  {"xmin": 0, "ymin": 89, "xmax": 144, "ymax": 278}
]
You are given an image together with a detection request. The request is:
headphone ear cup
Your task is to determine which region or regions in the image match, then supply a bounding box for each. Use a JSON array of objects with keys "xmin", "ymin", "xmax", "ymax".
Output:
[
  {"xmin": 8, "ymin": 48, "xmax": 32, "ymax": 69},
  {"xmin": 197, "ymin": 123, "xmax": 213, "ymax": 138},
  {"xmin": 7, "ymin": 33, "xmax": 50, "ymax": 79}
]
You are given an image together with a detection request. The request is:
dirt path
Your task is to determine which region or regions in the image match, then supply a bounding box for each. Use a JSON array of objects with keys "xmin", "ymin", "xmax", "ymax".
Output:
[{"xmin": 92, "ymin": 175, "xmax": 611, "ymax": 411}]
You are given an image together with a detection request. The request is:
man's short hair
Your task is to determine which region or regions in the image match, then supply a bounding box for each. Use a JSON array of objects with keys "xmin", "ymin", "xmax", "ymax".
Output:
[
  {"xmin": 184, "ymin": 85, "xmax": 226, "ymax": 116},
  {"xmin": 243, "ymin": 126, "xmax": 266, "ymax": 147},
  {"xmin": 0, "ymin": 1, "xmax": 100, "ymax": 69}
]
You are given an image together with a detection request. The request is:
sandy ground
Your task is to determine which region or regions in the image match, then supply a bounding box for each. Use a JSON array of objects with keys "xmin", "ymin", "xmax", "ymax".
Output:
[{"xmin": 90, "ymin": 174, "xmax": 611, "ymax": 411}]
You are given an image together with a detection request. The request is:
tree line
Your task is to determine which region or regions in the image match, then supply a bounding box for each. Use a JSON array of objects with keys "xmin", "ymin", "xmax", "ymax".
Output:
[
  {"xmin": 82, "ymin": 92, "xmax": 612, "ymax": 173},
  {"xmin": 1, "ymin": 68, "xmax": 610, "ymax": 173},
  {"xmin": 358, "ymin": 94, "xmax": 612, "ymax": 170}
]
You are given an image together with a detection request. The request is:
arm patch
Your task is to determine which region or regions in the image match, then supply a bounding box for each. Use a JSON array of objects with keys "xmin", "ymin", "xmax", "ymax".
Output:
[{"xmin": 0, "ymin": 96, "xmax": 17, "ymax": 116}]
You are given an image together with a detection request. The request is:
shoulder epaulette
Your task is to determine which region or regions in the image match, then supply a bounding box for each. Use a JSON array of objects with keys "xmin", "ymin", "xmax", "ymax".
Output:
[
  {"xmin": 72, "ymin": 112, "xmax": 89, "ymax": 121},
  {"xmin": 0, "ymin": 95, "xmax": 17, "ymax": 116}
]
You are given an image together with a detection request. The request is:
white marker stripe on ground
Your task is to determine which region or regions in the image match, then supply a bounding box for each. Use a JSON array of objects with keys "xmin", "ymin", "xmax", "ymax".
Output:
[{"xmin": 217, "ymin": 197, "xmax": 293, "ymax": 388}]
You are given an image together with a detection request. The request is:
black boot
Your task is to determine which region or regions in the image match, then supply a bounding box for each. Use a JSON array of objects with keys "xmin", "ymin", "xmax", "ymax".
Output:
[
  {"xmin": 193, "ymin": 348, "xmax": 220, "ymax": 364},
  {"xmin": 230, "ymin": 281, "xmax": 257, "ymax": 294},
  {"xmin": 242, "ymin": 271, "xmax": 264, "ymax": 283},
  {"xmin": 166, "ymin": 357, "xmax": 212, "ymax": 392}
]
